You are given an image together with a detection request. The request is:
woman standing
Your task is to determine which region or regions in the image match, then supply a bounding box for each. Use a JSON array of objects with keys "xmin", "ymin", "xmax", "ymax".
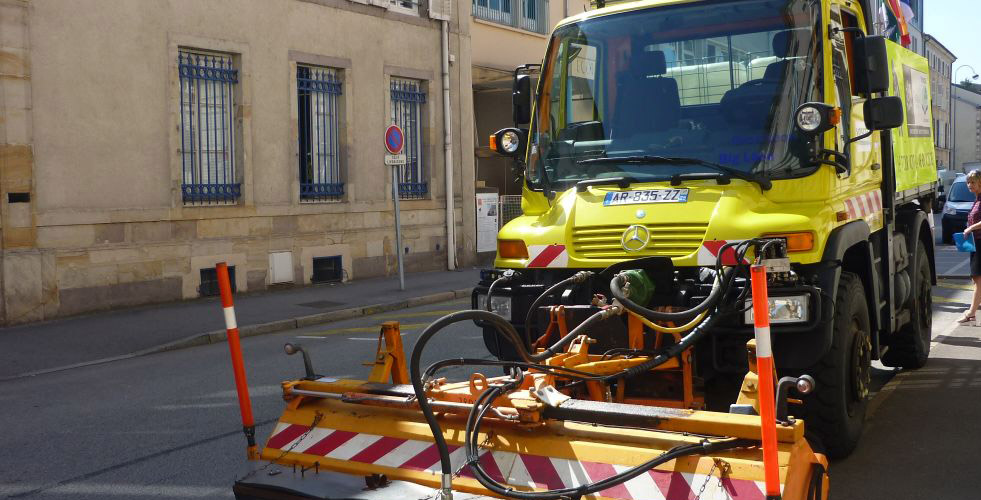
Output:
[{"xmin": 959, "ymin": 170, "xmax": 981, "ymax": 323}]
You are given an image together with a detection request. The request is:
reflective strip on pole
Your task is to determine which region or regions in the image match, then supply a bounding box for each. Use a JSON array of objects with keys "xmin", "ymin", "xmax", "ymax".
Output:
[
  {"xmin": 217, "ymin": 262, "xmax": 258, "ymax": 460},
  {"xmin": 751, "ymin": 264, "xmax": 781, "ymax": 499}
]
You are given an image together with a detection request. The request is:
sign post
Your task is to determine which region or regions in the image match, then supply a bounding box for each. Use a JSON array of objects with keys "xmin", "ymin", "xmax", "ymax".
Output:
[{"xmin": 385, "ymin": 125, "xmax": 406, "ymax": 291}]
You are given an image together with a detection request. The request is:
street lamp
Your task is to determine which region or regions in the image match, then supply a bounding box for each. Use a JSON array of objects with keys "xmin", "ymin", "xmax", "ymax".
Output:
[
  {"xmin": 956, "ymin": 64, "xmax": 979, "ymax": 85},
  {"xmin": 952, "ymin": 65, "xmax": 979, "ymax": 173}
]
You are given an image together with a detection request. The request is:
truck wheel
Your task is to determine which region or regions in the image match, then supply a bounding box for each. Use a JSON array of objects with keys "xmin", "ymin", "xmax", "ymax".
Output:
[
  {"xmin": 799, "ymin": 272, "xmax": 871, "ymax": 459},
  {"xmin": 882, "ymin": 241, "xmax": 932, "ymax": 369}
]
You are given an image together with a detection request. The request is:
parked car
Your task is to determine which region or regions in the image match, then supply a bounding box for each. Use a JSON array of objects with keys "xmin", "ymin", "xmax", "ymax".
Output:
[{"xmin": 941, "ymin": 174, "xmax": 972, "ymax": 244}]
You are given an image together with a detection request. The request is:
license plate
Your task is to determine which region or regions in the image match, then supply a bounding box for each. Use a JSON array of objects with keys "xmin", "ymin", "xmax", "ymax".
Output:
[{"xmin": 603, "ymin": 189, "xmax": 689, "ymax": 206}]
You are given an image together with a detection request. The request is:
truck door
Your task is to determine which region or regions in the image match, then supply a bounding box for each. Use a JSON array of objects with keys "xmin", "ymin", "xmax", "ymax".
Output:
[{"xmin": 830, "ymin": 4, "xmax": 882, "ymax": 201}]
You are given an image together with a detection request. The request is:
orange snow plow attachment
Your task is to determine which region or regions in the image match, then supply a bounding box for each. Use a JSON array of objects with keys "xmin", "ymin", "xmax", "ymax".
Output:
[{"xmin": 234, "ymin": 323, "xmax": 827, "ymax": 500}]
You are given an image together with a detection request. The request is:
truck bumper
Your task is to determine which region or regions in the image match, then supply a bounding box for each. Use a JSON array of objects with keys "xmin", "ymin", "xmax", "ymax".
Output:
[{"xmin": 475, "ymin": 265, "xmax": 834, "ymax": 370}]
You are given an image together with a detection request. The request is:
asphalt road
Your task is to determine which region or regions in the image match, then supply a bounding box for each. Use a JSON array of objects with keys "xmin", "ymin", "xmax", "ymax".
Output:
[{"xmin": 0, "ymin": 273, "xmax": 977, "ymax": 499}]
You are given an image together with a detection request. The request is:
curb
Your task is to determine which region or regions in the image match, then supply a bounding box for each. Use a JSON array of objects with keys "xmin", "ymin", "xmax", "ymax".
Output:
[
  {"xmin": 151, "ymin": 287, "xmax": 473, "ymax": 353},
  {"xmin": 0, "ymin": 287, "xmax": 473, "ymax": 382}
]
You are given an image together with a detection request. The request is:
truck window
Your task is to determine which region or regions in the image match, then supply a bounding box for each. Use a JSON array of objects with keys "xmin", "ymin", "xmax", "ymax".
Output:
[{"xmin": 527, "ymin": 0, "xmax": 823, "ymax": 191}]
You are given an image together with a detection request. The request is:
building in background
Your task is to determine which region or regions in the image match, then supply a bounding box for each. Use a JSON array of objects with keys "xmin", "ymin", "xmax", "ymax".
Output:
[
  {"xmin": 952, "ymin": 84, "xmax": 981, "ymax": 172},
  {"xmin": 0, "ymin": 0, "xmax": 475, "ymax": 324},
  {"xmin": 469, "ymin": 0, "xmax": 589, "ymax": 259},
  {"xmin": 924, "ymin": 34, "xmax": 955, "ymax": 171}
]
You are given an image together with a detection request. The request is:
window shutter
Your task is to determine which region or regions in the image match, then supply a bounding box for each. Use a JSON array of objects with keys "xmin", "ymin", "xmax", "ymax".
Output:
[{"xmin": 428, "ymin": 0, "xmax": 451, "ymax": 20}]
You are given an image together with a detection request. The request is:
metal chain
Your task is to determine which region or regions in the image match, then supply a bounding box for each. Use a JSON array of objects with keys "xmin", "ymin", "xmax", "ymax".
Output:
[
  {"xmin": 694, "ymin": 458, "xmax": 732, "ymax": 500},
  {"xmin": 239, "ymin": 411, "xmax": 325, "ymax": 480}
]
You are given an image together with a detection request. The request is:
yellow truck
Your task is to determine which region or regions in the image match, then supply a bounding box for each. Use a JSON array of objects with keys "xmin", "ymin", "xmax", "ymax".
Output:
[{"xmin": 479, "ymin": 0, "xmax": 938, "ymax": 459}]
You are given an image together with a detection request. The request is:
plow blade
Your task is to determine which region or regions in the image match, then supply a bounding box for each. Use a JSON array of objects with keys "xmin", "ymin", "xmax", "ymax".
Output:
[{"xmin": 234, "ymin": 379, "xmax": 828, "ymax": 500}]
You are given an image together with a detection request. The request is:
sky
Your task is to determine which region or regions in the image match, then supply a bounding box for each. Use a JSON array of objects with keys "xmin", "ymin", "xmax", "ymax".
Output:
[{"xmin": 922, "ymin": 0, "xmax": 981, "ymax": 84}]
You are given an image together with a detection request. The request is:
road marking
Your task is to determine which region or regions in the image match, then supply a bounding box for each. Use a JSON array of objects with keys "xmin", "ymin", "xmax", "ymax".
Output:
[
  {"xmin": 945, "ymin": 256, "xmax": 971, "ymax": 276},
  {"xmin": 374, "ymin": 308, "xmax": 467, "ymax": 320},
  {"xmin": 938, "ymin": 281, "xmax": 974, "ymax": 291},
  {"xmin": 932, "ymin": 295, "xmax": 968, "ymax": 304},
  {"xmin": 300, "ymin": 323, "xmax": 431, "ymax": 337}
]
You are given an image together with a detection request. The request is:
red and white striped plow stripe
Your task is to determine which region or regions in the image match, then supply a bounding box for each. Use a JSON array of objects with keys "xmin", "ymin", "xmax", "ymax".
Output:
[
  {"xmin": 697, "ymin": 240, "xmax": 750, "ymax": 267},
  {"xmin": 526, "ymin": 244, "xmax": 569, "ymax": 268},
  {"xmin": 843, "ymin": 191, "xmax": 883, "ymax": 220},
  {"xmin": 265, "ymin": 424, "xmax": 768, "ymax": 499}
]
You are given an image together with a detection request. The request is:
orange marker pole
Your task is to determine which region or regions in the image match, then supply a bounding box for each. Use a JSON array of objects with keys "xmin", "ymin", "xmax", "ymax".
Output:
[
  {"xmin": 217, "ymin": 262, "xmax": 258, "ymax": 460},
  {"xmin": 751, "ymin": 263, "xmax": 781, "ymax": 500}
]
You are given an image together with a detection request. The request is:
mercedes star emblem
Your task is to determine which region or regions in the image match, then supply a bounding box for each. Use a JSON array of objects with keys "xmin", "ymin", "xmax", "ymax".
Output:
[{"xmin": 621, "ymin": 224, "xmax": 650, "ymax": 253}]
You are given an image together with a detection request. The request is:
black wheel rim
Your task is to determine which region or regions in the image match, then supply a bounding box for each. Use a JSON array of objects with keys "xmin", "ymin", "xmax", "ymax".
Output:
[
  {"xmin": 848, "ymin": 317, "xmax": 871, "ymax": 416},
  {"xmin": 916, "ymin": 262, "xmax": 932, "ymax": 351}
]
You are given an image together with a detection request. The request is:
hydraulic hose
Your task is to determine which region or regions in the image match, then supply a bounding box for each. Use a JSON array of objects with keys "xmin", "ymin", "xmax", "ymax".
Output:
[
  {"xmin": 524, "ymin": 271, "xmax": 594, "ymax": 346},
  {"xmin": 602, "ymin": 313, "xmax": 721, "ymax": 383},
  {"xmin": 610, "ymin": 270, "xmax": 724, "ymax": 324},
  {"xmin": 409, "ymin": 307, "xmax": 616, "ymax": 485},
  {"xmin": 464, "ymin": 383, "xmax": 752, "ymax": 499},
  {"xmin": 485, "ymin": 271, "xmax": 519, "ymax": 312}
]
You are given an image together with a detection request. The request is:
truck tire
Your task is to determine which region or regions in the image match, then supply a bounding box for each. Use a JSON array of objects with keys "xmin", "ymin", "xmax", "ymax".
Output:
[
  {"xmin": 882, "ymin": 240, "xmax": 932, "ymax": 369},
  {"xmin": 798, "ymin": 272, "xmax": 871, "ymax": 459}
]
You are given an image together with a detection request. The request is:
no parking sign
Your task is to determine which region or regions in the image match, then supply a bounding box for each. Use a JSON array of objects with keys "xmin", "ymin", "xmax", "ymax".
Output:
[{"xmin": 384, "ymin": 125, "xmax": 406, "ymax": 165}]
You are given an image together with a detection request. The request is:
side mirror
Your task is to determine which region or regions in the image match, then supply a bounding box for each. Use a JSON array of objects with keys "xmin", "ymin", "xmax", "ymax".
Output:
[
  {"xmin": 513, "ymin": 74, "xmax": 532, "ymax": 125},
  {"xmin": 864, "ymin": 96, "xmax": 904, "ymax": 130},
  {"xmin": 938, "ymin": 194, "xmax": 947, "ymax": 205},
  {"xmin": 853, "ymin": 36, "xmax": 890, "ymax": 96},
  {"xmin": 490, "ymin": 127, "xmax": 527, "ymax": 157}
]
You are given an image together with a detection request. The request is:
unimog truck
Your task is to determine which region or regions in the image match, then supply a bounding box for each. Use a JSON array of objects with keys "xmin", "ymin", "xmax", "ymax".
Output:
[{"xmin": 478, "ymin": 0, "xmax": 938, "ymax": 458}]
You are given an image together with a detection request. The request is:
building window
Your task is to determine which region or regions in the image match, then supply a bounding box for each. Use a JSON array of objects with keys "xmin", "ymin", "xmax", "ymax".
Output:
[
  {"xmin": 390, "ymin": 77, "xmax": 427, "ymax": 199},
  {"xmin": 178, "ymin": 50, "xmax": 240, "ymax": 205},
  {"xmin": 298, "ymin": 65, "xmax": 344, "ymax": 202},
  {"xmin": 389, "ymin": 0, "xmax": 419, "ymax": 15},
  {"xmin": 472, "ymin": 0, "xmax": 549, "ymax": 35}
]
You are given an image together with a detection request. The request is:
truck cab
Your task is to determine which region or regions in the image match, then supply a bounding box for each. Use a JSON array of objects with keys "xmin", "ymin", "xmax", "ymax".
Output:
[{"xmin": 477, "ymin": 0, "xmax": 937, "ymax": 459}]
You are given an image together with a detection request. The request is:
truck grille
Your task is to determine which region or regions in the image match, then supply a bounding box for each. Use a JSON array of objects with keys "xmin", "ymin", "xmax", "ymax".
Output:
[{"xmin": 571, "ymin": 223, "xmax": 708, "ymax": 260}]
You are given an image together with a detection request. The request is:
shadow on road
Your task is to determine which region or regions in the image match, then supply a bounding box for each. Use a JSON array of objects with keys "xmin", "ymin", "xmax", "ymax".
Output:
[{"xmin": 832, "ymin": 356, "xmax": 981, "ymax": 499}]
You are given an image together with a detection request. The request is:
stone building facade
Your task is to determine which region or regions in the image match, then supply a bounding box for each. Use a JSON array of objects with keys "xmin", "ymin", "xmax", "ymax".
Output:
[
  {"xmin": 924, "ymin": 34, "xmax": 955, "ymax": 170},
  {"xmin": 953, "ymin": 84, "xmax": 981, "ymax": 171},
  {"xmin": 0, "ymin": 0, "xmax": 476, "ymax": 324}
]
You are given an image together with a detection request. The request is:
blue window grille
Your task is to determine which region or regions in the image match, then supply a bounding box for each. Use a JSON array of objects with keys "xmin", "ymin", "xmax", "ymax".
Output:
[
  {"xmin": 390, "ymin": 78, "xmax": 427, "ymax": 200},
  {"xmin": 298, "ymin": 66, "xmax": 344, "ymax": 202},
  {"xmin": 179, "ymin": 50, "xmax": 240, "ymax": 205}
]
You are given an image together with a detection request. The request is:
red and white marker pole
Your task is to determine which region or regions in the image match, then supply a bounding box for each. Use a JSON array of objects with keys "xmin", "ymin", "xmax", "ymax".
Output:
[
  {"xmin": 750, "ymin": 263, "xmax": 781, "ymax": 500},
  {"xmin": 217, "ymin": 262, "xmax": 258, "ymax": 460}
]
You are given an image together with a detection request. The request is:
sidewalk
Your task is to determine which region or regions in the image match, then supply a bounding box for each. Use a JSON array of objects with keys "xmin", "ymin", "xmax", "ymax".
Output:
[{"xmin": 0, "ymin": 268, "xmax": 480, "ymax": 381}]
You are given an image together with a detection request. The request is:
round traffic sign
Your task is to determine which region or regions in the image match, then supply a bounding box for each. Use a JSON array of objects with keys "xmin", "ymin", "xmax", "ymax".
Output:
[{"xmin": 385, "ymin": 125, "xmax": 405, "ymax": 155}]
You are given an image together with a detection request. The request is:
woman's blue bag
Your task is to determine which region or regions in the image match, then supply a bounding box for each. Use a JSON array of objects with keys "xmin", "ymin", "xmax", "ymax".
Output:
[{"xmin": 955, "ymin": 232, "xmax": 976, "ymax": 253}]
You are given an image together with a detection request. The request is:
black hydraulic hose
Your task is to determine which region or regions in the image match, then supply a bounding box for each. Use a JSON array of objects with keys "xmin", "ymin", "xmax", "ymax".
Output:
[
  {"xmin": 609, "ymin": 270, "xmax": 724, "ymax": 324},
  {"xmin": 602, "ymin": 313, "xmax": 721, "ymax": 383},
  {"xmin": 524, "ymin": 271, "xmax": 594, "ymax": 346},
  {"xmin": 424, "ymin": 358, "xmax": 609, "ymax": 382},
  {"xmin": 409, "ymin": 307, "xmax": 614, "ymax": 486},
  {"xmin": 486, "ymin": 272, "xmax": 518, "ymax": 312},
  {"xmin": 409, "ymin": 311, "xmax": 525, "ymax": 485},
  {"xmin": 464, "ymin": 384, "xmax": 753, "ymax": 499}
]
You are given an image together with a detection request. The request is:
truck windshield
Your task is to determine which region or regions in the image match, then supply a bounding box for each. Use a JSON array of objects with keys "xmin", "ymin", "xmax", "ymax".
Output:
[{"xmin": 527, "ymin": 0, "xmax": 822, "ymax": 191}]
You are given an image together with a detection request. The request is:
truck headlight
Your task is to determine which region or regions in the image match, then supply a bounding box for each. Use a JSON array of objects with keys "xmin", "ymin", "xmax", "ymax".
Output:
[
  {"xmin": 744, "ymin": 295, "xmax": 809, "ymax": 324},
  {"xmin": 477, "ymin": 294, "xmax": 512, "ymax": 320},
  {"xmin": 943, "ymin": 205, "xmax": 957, "ymax": 215}
]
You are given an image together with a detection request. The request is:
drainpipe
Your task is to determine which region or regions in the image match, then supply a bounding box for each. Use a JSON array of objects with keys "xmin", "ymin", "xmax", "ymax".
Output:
[{"xmin": 441, "ymin": 19, "xmax": 457, "ymax": 270}]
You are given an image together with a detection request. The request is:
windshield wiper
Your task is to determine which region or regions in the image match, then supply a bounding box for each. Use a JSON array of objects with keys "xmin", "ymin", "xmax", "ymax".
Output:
[
  {"xmin": 575, "ymin": 176, "xmax": 644, "ymax": 192},
  {"xmin": 578, "ymin": 155, "xmax": 772, "ymax": 190}
]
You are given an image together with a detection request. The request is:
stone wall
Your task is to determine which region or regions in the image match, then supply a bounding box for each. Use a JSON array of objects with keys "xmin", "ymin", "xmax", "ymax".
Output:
[{"xmin": 0, "ymin": 0, "xmax": 476, "ymax": 324}]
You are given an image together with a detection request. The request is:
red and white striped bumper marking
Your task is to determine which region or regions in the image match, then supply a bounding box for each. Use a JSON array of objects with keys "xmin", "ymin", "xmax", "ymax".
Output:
[
  {"xmin": 697, "ymin": 240, "xmax": 750, "ymax": 266},
  {"xmin": 526, "ymin": 244, "xmax": 569, "ymax": 268},
  {"xmin": 844, "ymin": 191, "xmax": 882, "ymax": 220},
  {"xmin": 264, "ymin": 425, "xmax": 768, "ymax": 499}
]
